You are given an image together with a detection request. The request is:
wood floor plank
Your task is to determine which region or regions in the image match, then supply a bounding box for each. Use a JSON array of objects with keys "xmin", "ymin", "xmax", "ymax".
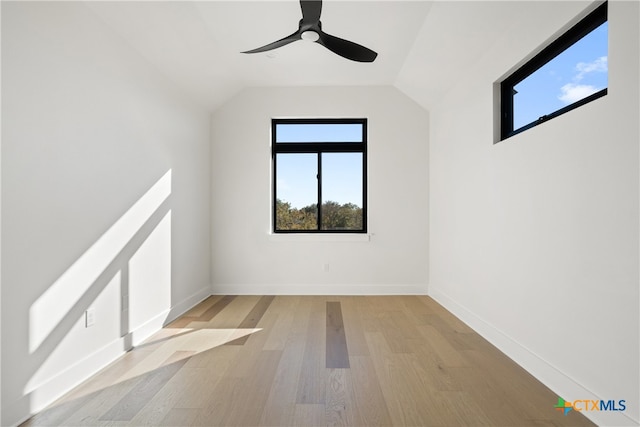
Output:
[
  {"xmin": 57, "ymin": 373, "xmax": 147, "ymax": 426},
  {"xmin": 347, "ymin": 355, "xmax": 393, "ymax": 426},
  {"xmin": 262, "ymin": 296, "xmax": 300, "ymax": 351},
  {"xmin": 356, "ymin": 297, "xmax": 382, "ymax": 333},
  {"xmin": 432, "ymin": 390, "xmax": 494, "ymax": 426},
  {"xmin": 185, "ymin": 342, "xmax": 240, "ymax": 371},
  {"xmin": 447, "ymin": 365, "xmax": 535, "ymax": 426},
  {"xmin": 127, "ymin": 361, "xmax": 202, "ymax": 426},
  {"xmin": 204, "ymin": 295, "xmax": 259, "ymax": 328},
  {"xmin": 224, "ymin": 306, "xmax": 279, "ymax": 379},
  {"xmin": 338, "ymin": 297, "xmax": 369, "ymax": 357},
  {"xmin": 409, "ymin": 344, "xmax": 461, "ymax": 392},
  {"xmin": 165, "ymin": 296, "xmax": 222, "ymax": 328},
  {"xmin": 399, "ymin": 295, "xmax": 438, "ymax": 323},
  {"xmin": 19, "ymin": 390, "xmax": 99, "ymax": 427},
  {"xmin": 100, "ymin": 356, "xmax": 188, "ymax": 421},
  {"xmin": 326, "ymin": 301, "xmax": 350, "ymax": 369},
  {"xmin": 164, "ymin": 316, "xmax": 196, "ymax": 329},
  {"xmin": 259, "ymin": 297, "xmax": 310, "ymax": 426},
  {"xmin": 417, "ymin": 323, "xmax": 470, "ymax": 367},
  {"xmin": 183, "ymin": 296, "xmax": 221, "ymax": 318},
  {"xmin": 227, "ymin": 295, "xmax": 275, "ymax": 345},
  {"xmin": 258, "ymin": 347, "xmax": 304, "ymax": 426},
  {"xmin": 198, "ymin": 350, "xmax": 283, "ymax": 427},
  {"xmin": 363, "ymin": 330, "xmax": 420, "ymax": 425},
  {"xmin": 379, "ymin": 312, "xmax": 413, "ymax": 353},
  {"xmin": 295, "ymin": 299, "xmax": 327, "ymax": 405},
  {"xmin": 325, "ymin": 368, "xmax": 351, "ymax": 426},
  {"xmin": 193, "ymin": 377, "xmax": 244, "ymax": 426},
  {"xmin": 293, "ymin": 404, "xmax": 325, "ymax": 427},
  {"xmin": 197, "ymin": 295, "xmax": 236, "ymax": 322},
  {"xmin": 234, "ymin": 350, "xmax": 284, "ymax": 426},
  {"xmin": 169, "ymin": 366, "xmax": 219, "ymax": 411},
  {"xmin": 441, "ymin": 329, "xmax": 496, "ymax": 352},
  {"xmin": 158, "ymin": 408, "xmax": 200, "ymax": 426}
]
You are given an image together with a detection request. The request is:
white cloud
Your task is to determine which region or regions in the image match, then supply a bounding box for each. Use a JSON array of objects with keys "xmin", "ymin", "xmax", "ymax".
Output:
[
  {"xmin": 557, "ymin": 56, "xmax": 607, "ymax": 104},
  {"xmin": 558, "ymin": 83, "xmax": 599, "ymax": 104},
  {"xmin": 575, "ymin": 56, "xmax": 608, "ymax": 81}
]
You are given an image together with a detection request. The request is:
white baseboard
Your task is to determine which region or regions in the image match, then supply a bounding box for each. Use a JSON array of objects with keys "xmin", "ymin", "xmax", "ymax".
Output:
[
  {"xmin": 10, "ymin": 285, "xmax": 211, "ymax": 427},
  {"xmin": 211, "ymin": 283, "xmax": 428, "ymax": 296},
  {"xmin": 429, "ymin": 287, "xmax": 639, "ymax": 427}
]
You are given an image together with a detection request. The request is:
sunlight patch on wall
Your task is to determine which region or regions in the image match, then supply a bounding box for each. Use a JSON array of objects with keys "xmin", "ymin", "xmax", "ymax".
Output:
[
  {"xmin": 29, "ymin": 170, "xmax": 172, "ymax": 354},
  {"xmin": 129, "ymin": 211, "xmax": 172, "ymax": 331}
]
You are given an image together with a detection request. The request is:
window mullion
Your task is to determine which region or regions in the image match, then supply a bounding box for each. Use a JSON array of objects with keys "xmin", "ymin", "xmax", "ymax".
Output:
[{"xmin": 317, "ymin": 152, "xmax": 322, "ymax": 231}]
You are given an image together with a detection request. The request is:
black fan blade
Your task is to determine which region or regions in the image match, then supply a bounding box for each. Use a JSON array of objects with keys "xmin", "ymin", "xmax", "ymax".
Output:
[
  {"xmin": 316, "ymin": 31, "xmax": 377, "ymax": 62},
  {"xmin": 242, "ymin": 31, "xmax": 301, "ymax": 54},
  {"xmin": 300, "ymin": 0, "xmax": 322, "ymax": 25}
]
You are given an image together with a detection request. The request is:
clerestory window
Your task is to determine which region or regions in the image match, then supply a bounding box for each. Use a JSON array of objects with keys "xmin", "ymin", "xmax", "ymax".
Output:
[{"xmin": 500, "ymin": 1, "xmax": 608, "ymax": 141}]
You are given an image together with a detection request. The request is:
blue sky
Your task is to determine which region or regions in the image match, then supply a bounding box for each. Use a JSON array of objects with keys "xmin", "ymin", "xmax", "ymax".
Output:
[
  {"xmin": 514, "ymin": 22, "xmax": 608, "ymax": 129},
  {"xmin": 276, "ymin": 123, "xmax": 362, "ymax": 143},
  {"xmin": 276, "ymin": 152, "xmax": 363, "ymax": 208}
]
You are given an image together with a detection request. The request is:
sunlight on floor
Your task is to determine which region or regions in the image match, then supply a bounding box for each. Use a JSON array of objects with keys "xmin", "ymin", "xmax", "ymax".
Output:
[{"xmin": 42, "ymin": 326, "xmax": 263, "ymax": 405}]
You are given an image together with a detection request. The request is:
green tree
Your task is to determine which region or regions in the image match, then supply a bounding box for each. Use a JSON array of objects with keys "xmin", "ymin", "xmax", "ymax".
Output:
[
  {"xmin": 276, "ymin": 199, "xmax": 362, "ymax": 231},
  {"xmin": 275, "ymin": 199, "xmax": 316, "ymax": 230},
  {"xmin": 321, "ymin": 201, "xmax": 362, "ymax": 230}
]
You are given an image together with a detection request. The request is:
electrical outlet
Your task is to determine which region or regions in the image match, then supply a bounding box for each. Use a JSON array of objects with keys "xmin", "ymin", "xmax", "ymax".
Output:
[
  {"xmin": 323, "ymin": 263, "xmax": 330, "ymax": 272},
  {"xmin": 85, "ymin": 308, "xmax": 96, "ymax": 327}
]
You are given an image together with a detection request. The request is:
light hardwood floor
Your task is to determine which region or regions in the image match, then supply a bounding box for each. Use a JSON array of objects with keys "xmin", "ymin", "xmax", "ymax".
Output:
[{"xmin": 22, "ymin": 295, "xmax": 595, "ymax": 426}]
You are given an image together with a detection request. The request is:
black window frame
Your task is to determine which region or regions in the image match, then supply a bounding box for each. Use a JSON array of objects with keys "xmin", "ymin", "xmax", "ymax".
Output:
[
  {"xmin": 272, "ymin": 118, "xmax": 368, "ymax": 234},
  {"xmin": 500, "ymin": 1, "xmax": 608, "ymax": 141}
]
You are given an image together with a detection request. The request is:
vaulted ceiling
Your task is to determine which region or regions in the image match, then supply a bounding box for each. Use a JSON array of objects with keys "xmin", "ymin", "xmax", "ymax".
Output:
[{"xmin": 85, "ymin": 1, "xmax": 592, "ymax": 111}]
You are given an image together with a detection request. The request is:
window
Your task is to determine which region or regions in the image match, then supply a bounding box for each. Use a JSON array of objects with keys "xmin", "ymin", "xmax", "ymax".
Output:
[
  {"xmin": 272, "ymin": 118, "xmax": 367, "ymax": 233},
  {"xmin": 500, "ymin": 1, "xmax": 607, "ymax": 141}
]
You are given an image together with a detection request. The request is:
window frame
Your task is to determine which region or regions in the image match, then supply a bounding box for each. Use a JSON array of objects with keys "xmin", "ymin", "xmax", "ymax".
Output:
[
  {"xmin": 499, "ymin": 1, "xmax": 608, "ymax": 141},
  {"xmin": 272, "ymin": 118, "xmax": 368, "ymax": 234}
]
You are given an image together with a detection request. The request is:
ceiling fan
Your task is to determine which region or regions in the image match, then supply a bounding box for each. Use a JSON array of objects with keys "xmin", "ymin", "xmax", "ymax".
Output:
[{"xmin": 241, "ymin": 0, "xmax": 377, "ymax": 63}]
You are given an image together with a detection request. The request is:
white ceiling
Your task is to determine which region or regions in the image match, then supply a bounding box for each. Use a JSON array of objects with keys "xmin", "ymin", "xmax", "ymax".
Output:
[
  {"xmin": 84, "ymin": 1, "xmax": 592, "ymax": 111},
  {"xmin": 86, "ymin": 1, "xmax": 433, "ymax": 110}
]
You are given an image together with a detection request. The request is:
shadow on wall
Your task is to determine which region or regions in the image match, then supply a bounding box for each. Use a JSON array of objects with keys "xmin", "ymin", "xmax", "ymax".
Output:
[{"xmin": 20, "ymin": 169, "xmax": 174, "ymax": 418}]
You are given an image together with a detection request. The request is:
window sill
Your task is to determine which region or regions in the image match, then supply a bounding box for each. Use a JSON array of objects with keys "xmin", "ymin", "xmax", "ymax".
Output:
[{"xmin": 268, "ymin": 233, "xmax": 371, "ymax": 242}]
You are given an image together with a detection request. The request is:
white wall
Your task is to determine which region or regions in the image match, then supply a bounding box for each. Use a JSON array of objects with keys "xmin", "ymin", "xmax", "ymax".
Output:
[
  {"xmin": 427, "ymin": 1, "xmax": 639, "ymax": 425},
  {"xmin": 0, "ymin": 3, "xmax": 3, "ymax": 423},
  {"xmin": 210, "ymin": 86, "xmax": 428, "ymax": 295},
  {"xmin": 1, "ymin": 3, "xmax": 211, "ymax": 425}
]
